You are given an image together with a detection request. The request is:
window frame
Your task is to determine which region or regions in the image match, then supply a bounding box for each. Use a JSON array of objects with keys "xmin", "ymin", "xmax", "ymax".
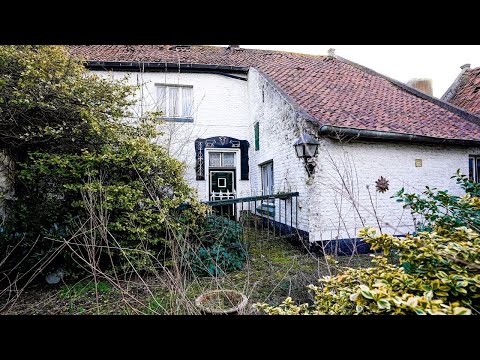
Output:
[
  {"xmin": 209, "ymin": 152, "xmax": 236, "ymax": 168},
  {"xmin": 469, "ymin": 156, "xmax": 480, "ymax": 183},
  {"xmin": 155, "ymin": 83, "xmax": 194, "ymax": 122},
  {"xmin": 260, "ymin": 161, "xmax": 274, "ymax": 196}
]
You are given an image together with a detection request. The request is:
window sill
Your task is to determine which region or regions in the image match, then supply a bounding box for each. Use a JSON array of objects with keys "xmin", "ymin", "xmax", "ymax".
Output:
[{"xmin": 158, "ymin": 117, "xmax": 194, "ymax": 123}]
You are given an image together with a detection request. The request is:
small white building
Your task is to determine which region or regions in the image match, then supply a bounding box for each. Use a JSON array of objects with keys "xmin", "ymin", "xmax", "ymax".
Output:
[{"xmin": 70, "ymin": 45, "xmax": 480, "ymax": 253}]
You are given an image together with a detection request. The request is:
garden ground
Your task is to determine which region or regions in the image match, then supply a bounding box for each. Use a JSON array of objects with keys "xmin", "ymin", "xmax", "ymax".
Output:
[{"xmin": 3, "ymin": 228, "xmax": 372, "ymax": 315}]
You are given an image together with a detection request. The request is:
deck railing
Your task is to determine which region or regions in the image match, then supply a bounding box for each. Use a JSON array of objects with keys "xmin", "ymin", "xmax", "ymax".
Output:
[{"xmin": 203, "ymin": 192, "xmax": 300, "ymax": 238}]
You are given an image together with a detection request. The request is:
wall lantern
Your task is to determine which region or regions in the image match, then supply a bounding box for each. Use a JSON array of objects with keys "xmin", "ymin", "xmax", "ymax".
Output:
[{"xmin": 294, "ymin": 134, "xmax": 321, "ymax": 177}]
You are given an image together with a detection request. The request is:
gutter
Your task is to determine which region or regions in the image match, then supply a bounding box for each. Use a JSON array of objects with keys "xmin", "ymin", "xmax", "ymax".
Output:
[
  {"xmin": 85, "ymin": 61, "xmax": 249, "ymax": 80},
  {"xmin": 319, "ymin": 125, "xmax": 480, "ymax": 147}
]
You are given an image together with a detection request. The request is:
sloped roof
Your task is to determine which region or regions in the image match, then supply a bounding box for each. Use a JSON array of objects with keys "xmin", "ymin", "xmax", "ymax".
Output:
[
  {"xmin": 443, "ymin": 66, "xmax": 480, "ymax": 116},
  {"xmin": 70, "ymin": 45, "xmax": 480, "ymax": 143}
]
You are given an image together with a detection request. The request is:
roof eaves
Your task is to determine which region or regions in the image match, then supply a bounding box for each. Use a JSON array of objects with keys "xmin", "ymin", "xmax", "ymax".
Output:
[
  {"xmin": 319, "ymin": 125, "xmax": 480, "ymax": 147},
  {"xmin": 85, "ymin": 60, "xmax": 250, "ymax": 74},
  {"xmin": 334, "ymin": 55, "xmax": 480, "ymax": 127}
]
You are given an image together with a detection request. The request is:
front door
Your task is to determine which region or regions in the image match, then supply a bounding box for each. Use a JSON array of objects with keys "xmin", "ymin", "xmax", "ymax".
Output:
[{"xmin": 210, "ymin": 170, "xmax": 236, "ymax": 217}]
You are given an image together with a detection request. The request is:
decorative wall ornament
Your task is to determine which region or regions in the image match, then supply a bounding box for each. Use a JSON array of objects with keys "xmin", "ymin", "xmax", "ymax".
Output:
[
  {"xmin": 375, "ymin": 176, "xmax": 389, "ymax": 193},
  {"xmin": 195, "ymin": 136, "xmax": 250, "ymax": 180}
]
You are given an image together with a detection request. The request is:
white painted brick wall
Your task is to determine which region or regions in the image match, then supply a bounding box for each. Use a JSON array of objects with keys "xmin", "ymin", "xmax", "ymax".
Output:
[
  {"xmin": 310, "ymin": 139, "xmax": 480, "ymax": 242},
  {"xmin": 92, "ymin": 68, "xmax": 480, "ymax": 243},
  {"xmin": 248, "ymin": 69, "xmax": 317, "ymax": 232},
  {"xmin": 92, "ymin": 70, "xmax": 250, "ymax": 200}
]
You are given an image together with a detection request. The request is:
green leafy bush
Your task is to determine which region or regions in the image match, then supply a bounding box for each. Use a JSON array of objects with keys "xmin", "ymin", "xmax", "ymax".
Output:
[
  {"xmin": 11, "ymin": 133, "xmax": 199, "ymax": 270},
  {"xmin": 188, "ymin": 214, "xmax": 246, "ymax": 277},
  {"xmin": 0, "ymin": 45, "xmax": 205, "ymax": 277},
  {"xmin": 256, "ymin": 226, "xmax": 479, "ymax": 315},
  {"xmin": 395, "ymin": 170, "xmax": 480, "ymax": 232},
  {"xmin": 255, "ymin": 173, "xmax": 480, "ymax": 315}
]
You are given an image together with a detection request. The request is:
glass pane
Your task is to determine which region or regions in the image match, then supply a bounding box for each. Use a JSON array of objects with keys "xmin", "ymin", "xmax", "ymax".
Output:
[
  {"xmin": 182, "ymin": 87, "xmax": 193, "ymax": 117},
  {"xmin": 261, "ymin": 166, "xmax": 267, "ymax": 195},
  {"xmin": 209, "ymin": 153, "xmax": 221, "ymax": 167},
  {"xmin": 268, "ymin": 163, "xmax": 273, "ymax": 195},
  {"xmin": 156, "ymin": 86, "xmax": 166, "ymax": 115},
  {"xmin": 168, "ymin": 87, "xmax": 179, "ymax": 116},
  {"xmin": 261, "ymin": 162, "xmax": 273, "ymax": 195},
  {"xmin": 469, "ymin": 158, "xmax": 474, "ymax": 181},
  {"xmin": 222, "ymin": 153, "xmax": 235, "ymax": 167}
]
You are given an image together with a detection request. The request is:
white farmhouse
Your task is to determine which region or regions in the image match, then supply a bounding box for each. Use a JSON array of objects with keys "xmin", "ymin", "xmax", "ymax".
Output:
[{"xmin": 70, "ymin": 45, "xmax": 480, "ymax": 254}]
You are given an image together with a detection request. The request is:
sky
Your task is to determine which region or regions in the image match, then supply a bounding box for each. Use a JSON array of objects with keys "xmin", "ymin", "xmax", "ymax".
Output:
[{"xmin": 241, "ymin": 45, "xmax": 480, "ymax": 98}]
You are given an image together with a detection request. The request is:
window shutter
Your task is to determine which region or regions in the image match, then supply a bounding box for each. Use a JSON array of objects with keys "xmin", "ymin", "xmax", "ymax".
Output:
[{"xmin": 254, "ymin": 122, "xmax": 259, "ymax": 151}]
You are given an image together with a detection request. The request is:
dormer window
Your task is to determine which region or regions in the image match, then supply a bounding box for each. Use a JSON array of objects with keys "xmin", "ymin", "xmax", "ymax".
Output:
[{"xmin": 156, "ymin": 84, "xmax": 194, "ymax": 122}]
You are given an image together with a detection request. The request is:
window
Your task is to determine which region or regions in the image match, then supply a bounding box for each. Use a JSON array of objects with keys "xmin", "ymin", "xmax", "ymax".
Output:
[
  {"xmin": 469, "ymin": 156, "xmax": 480, "ymax": 182},
  {"xmin": 254, "ymin": 122, "xmax": 260, "ymax": 151},
  {"xmin": 156, "ymin": 84, "xmax": 193, "ymax": 120},
  {"xmin": 261, "ymin": 161, "xmax": 274, "ymax": 196},
  {"xmin": 209, "ymin": 152, "xmax": 235, "ymax": 168}
]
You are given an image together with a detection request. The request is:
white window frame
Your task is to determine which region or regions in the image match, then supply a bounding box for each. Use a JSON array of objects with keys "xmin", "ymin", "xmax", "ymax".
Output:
[
  {"xmin": 155, "ymin": 84, "xmax": 194, "ymax": 121},
  {"xmin": 260, "ymin": 161, "xmax": 274, "ymax": 196},
  {"xmin": 208, "ymin": 152, "xmax": 236, "ymax": 168},
  {"xmin": 205, "ymin": 149, "xmax": 240, "ymax": 202}
]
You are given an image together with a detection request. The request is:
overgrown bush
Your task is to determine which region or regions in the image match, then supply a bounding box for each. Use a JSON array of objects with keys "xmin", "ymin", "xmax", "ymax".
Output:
[
  {"xmin": 256, "ymin": 226, "xmax": 479, "ymax": 315},
  {"xmin": 0, "ymin": 45, "xmax": 205, "ymax": 277},
  {"xmin": 188, "ymin": 214, "xmax": 246, "ymax": 277},
  {"xmin": 395, "ymin": 170, "xmax": 480, "ymax": 232},
  {"xmin": 255, "ymin": 173, "xmax": 480, "ymax": 315}
]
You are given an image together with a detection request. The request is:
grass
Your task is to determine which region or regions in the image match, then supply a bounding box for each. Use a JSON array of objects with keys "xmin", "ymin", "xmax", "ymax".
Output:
[
  {"xmin": 181, "ymin": 227, "xmax": 372, "ymax": 312},
  {"xmin": 3, "ymin": 226, "xmax": 373, "ymax": 315}
]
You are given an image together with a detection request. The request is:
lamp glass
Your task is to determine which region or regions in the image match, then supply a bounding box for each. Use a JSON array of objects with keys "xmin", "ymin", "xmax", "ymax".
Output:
[
  {"xmin": 304, "ymin": 143, "xmax": 318, "ymax": 157},
  {"xmin": 295, "ymin": 144, "xmax": 305, "ymax": 158}
]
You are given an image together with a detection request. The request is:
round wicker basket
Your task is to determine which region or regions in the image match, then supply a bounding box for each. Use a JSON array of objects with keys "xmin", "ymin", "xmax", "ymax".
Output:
[{"xmin": 195, "ymin": 289, "xmax": 248, "ymax": 315}]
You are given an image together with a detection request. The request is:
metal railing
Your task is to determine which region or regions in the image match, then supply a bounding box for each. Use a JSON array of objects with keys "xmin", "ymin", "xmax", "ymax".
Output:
[{"xmin": 203, "ymin": 192, "xmax": 300, "ymax": 239}]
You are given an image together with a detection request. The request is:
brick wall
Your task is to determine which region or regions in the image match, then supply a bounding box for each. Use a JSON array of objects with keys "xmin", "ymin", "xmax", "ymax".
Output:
[
  {"xmin": 92, "ymin": 68, "xmax": 480, "ymax": 243},
  {"xmin": 247, "ymin": 69, "xmax": 318, "ymax": 232},
  {"xmin": 93, "ymin": 70, "xmax": 250, "ymax": 200},
  {"xmin": 310, "ymin": 139, "xmax": 480, "ymax": 242}
]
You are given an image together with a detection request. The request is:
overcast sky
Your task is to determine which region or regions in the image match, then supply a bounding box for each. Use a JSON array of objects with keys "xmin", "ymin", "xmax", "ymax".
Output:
[{"xmin": 242, "ymin": 45, "xmax": 480, "ymax": 98}]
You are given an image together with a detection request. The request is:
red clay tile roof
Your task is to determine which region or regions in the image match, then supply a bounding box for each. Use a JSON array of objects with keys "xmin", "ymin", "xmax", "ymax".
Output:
[
  {"xmin": 69, "ymin": 45, "xmax": 480, "ymax": 142},
  {"xmin": 445, "ymin": 67, "xmax": 480, "ymax": 116}
]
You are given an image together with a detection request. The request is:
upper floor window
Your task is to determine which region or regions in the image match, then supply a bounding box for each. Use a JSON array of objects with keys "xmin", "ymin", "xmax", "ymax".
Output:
[{"xmin": 156, "ymin": 84, "xmax": 193, "ymax": 121}]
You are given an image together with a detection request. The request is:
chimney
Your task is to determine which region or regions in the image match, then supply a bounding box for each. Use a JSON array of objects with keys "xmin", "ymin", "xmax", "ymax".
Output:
[
  {"xmin": 460, "ymin": 63, "xmax": 471, "ymax": 70},
  {"xmin": 227, "ymin": 45, "xmax": 240, "ymax": 50},
  {"xmin": 406, "ymin": 78, "xmax": 433, "ymax": 96},
  {"xmin": 328, "ymin": 48, "xmax": 336, "ymax": 57}
]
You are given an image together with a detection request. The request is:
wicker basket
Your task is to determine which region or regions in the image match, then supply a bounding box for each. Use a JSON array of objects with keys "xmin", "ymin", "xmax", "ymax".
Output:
[{"xmin": 195, "ymin": 289, "xmax": 248, "ymax": 315}]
